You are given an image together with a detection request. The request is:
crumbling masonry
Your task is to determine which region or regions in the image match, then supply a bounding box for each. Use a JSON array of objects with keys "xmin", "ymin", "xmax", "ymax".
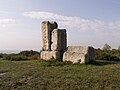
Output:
[
  {"xmin": 40, "ymin": 21, "xmax": 67, "ymax": 60},
  {"xmin": 40, "ymin": 21, "xmax": 95, "ymax": 64}
]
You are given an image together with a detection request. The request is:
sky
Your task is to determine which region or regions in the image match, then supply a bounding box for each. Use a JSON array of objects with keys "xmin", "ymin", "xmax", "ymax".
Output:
[{"xmin": 0, "ymin": 0, "xmax": 120, "ymax": 51}]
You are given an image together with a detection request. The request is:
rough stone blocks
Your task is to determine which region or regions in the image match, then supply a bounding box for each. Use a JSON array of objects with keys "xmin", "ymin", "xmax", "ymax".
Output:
[
  {"xmin": 42, "ymin": 21, "xmax": 58, "ymax": 51},
  {"xmin": 40, "ymin": 51, "xmax": 63, "ymax": 60},
  {"xmin": 41, "ymin": 21, "xmax": 67, "ymax": 60},
  {"xmin": 51, "ymin": 29, "xmax": 67, "ymax": 51},
  {"xmin": 40, "ymin": 21, "xmax": 95, "ymax": 64},
  {"xmin": 63, "ymin": 46, "xmax": 95, "ymax": 64}
]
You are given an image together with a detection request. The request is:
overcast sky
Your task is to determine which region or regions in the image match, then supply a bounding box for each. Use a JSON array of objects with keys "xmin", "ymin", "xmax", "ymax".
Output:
[{"xmin": 0, "ymin": 0, "xmax": 120, "ymax": 51}]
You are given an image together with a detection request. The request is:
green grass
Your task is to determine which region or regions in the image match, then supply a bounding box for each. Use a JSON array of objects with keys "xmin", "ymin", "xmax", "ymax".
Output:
[{"xmin": 0, "ymin": 60, "xmax": 120, "ymax": 90}]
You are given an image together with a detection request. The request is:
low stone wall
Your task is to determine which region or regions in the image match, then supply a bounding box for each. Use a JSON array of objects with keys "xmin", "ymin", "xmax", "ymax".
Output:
[
  {"xmin": 40, "ymin": 51, "xmax": 63, "ymax": 60},
  {"xmin": 63, "ymin": 46, "xmax": 95, "ymax": 64}
]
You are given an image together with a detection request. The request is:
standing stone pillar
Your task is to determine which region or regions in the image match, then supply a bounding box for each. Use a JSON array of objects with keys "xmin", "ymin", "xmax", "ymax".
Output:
[
  {"xmin": 51, "ymin": 29, "xmax": 67, "ymax": 51},
  {"xmin": 42, "ymin": 21, "xmax": 58, "ymax": 51}
]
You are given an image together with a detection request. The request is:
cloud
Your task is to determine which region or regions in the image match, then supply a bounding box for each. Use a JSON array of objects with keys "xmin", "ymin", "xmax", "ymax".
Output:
[
  {"xmin": 22, "ymin": 11, "xmax": 120, "ymax": 48},
  {"xmin": 0, "ymin": 11, "xmax": 8, "ymax": 14},
  {"xmin": 23, "ymin": 11, "xmax": 79, "ymax": 21},
  {"xmin": 23, "ymin": 11, "xmax": 120, "ymax": 32},
  {"xmin": 0, "ymin": 19, "xmax": 16, "ymax": 27}
]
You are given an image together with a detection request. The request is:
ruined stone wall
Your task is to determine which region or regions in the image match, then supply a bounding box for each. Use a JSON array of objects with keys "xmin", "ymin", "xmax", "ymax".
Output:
[
  {"xmin": 40, "ymin": 51, "xmax": 63, "ymax": 60},
  {"xmin": 40, "ymin": 21, "xmax": 95, "ymax": 64},
  {"xmin": 51, "ymin": 29, "xmax": 67, "ymax": 51},
  {"xmin": 41, "ymin": 21, "xmax": 67, "ymax": 60},
  {"xmin": 42, "ymin": 21, "xmax": 58, "ymax": 51},
  {"xmin": 63, "ymin": 46, "xmax": 95, "ymax": 64}
]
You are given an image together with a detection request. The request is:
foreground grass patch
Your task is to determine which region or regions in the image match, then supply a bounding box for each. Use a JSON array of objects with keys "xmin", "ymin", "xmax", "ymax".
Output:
[{"xmin": 0, "ymin": 60, "xmax": 120, "ymax": 90}]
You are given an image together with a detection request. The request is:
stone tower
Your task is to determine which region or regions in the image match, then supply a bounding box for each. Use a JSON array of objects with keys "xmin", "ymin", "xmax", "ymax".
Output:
[
  {"xmin": 42, "ymin": 21, "xmax": 58, "ymax": 51},
  {"xmin": 40, "ymin": 21, "xmax": 67, "ymax": 60}
]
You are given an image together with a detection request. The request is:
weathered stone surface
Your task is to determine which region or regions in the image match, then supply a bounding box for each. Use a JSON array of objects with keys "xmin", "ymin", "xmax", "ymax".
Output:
[
  {"xmin": 63, "ymin": 46, "xmax": 95, "ymax": 64},
  {"xmin": 42, "ymin": 21, "xmax": 58, "ymax": 51},
  {"xmin": 40, "ymin": 51, "xmax": 63, "ymax": 60},
  {"xmin": 51, "ymin": 29, "xmax": 67, "ymax": 51},
  {"xmin": 40, "ymin": 21, "xmax": 95, "ymax": 64}
]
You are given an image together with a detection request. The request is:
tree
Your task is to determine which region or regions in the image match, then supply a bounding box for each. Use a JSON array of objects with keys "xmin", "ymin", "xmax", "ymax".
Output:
[{"xmin": 102, "ymin": 43, "xmax": 111, "ymax": 50}]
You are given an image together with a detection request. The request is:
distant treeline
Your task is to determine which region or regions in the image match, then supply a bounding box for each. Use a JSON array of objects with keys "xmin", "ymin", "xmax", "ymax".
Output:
[
  {"xmin": 0, "ymin": 50, "xmax": 40, "ymax": 61},
  {"xmin": 95, "ymin": 49, "xmax": 120, "ymax": 61},
  {"xmin": 0, "ymin": 49, "xmax": 120, "ymax": 61}
]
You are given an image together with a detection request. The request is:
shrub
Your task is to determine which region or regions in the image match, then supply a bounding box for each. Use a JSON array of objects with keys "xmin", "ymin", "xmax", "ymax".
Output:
[
  {"xmin": 95, "ymin": 49, "xmax": 120, "ymax": 61},
  {"xmin": 5, "ymin": 54, "xmax": 28, "ymax": 61},
  {"xmin": 19, "ymin": 50, "xmax": 39, "ymax": 57},
  {"xmin": 2, "ymin": 50, "xmax": 40, "ymax": 61}
]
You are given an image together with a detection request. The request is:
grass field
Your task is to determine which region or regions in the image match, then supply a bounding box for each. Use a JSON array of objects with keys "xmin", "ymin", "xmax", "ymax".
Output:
[{"xmin": 0, "ymin": 60, "xmax": 120, "ymax": 90}]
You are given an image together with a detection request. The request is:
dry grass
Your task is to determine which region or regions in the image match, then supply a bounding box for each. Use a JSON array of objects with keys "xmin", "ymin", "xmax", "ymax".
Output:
[{"xmin": 0, "ymin": 60, "xmax": 120, "ymax": 90}]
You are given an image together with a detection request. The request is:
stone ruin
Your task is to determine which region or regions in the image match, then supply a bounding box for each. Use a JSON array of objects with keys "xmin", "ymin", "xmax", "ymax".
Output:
[
  {"xmin": 40, "ymin": 21, "xmax": 67, "ymax": 60},
  {"xmin": 40, "ymin": 21, "xmax": 95, "ymax": 64},
  {"xmin": 63, "ymin": 46, "xmax": 95, "ymax": 63}
]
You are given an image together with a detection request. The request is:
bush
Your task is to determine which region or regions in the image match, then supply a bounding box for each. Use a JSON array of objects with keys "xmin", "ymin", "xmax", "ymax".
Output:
[
  {"xmin": 0, "ymin": 54, "xmax": 3, "ymax": 58},
  {"xmin": 1, "ymin": 50, "xmax": 40, "ymax": 61},
  {"xmin": 95, "ymin": 49, "xmax": 120, "ymax": 61},
  {"xmin": 19, "ymin": 50, "xmax": 39, "ymax": 57},
  {"xmin": 5, "ymin": 54, "xmax": 28, "ymax": 61}
]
